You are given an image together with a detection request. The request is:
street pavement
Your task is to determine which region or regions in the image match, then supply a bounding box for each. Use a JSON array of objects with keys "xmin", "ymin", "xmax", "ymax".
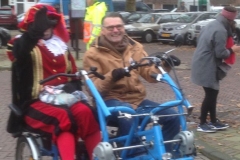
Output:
[{"xmin": 1, "ymin": 30, "xmax": 240, "ymax": 160}]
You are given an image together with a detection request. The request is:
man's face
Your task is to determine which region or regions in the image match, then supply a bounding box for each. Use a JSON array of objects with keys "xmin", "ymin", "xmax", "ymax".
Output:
[
  {"xmin": 43, "ymin": 28, "xmax": 53, "ymax": 40},
  {"xmin": 101, "ymin": 17, "xmax": 125, "ymax": 44}
]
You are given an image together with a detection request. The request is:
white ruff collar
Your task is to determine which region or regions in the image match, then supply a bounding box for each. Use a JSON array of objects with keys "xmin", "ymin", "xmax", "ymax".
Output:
[{"xmin": 42, "ymin": 35, "xmax": 68, "ymax": 56}]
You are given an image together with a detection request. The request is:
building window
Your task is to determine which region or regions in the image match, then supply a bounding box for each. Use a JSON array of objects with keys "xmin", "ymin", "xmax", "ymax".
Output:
[
  {"xmin": 147, "ymin": 4, "xmax": 153, "ymax": 9},
  {"xmin": 17, "ymin": 3, "xmax": 24, "ymax": 14}
]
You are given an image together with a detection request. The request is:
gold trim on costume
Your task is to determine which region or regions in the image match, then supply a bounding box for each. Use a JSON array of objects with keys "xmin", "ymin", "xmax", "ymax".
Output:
[
  {"xmin": 31, "ymin": 47, "xmax": 43, "ymax": 99},
  {"xmin": 64, "ymin": 51, "xmax": 72, "ymax": 82},
  {"xmin": 7, "ymin": 43, "xmax": 13, "ymax": 47}
]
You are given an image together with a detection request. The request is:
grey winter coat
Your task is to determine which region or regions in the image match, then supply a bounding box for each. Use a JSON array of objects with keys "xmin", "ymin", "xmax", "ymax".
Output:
[{"xmin": 191, "ymin": 15, "xmax": 231, "ymax": 90}]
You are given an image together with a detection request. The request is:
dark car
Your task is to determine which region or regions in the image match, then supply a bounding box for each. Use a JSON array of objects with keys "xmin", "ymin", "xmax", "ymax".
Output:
[
  {"xmin": 0, "ymin": 27, "xmax": 11, "ymax": 48},
  {"xmin": 0, "ymin": 6, "xmax": 18, "ymax": 29}
]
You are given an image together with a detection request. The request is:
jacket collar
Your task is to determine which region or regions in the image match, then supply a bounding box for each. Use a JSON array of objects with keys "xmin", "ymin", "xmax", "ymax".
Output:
[
  {"xmin": 216, "ymin": 14, "xmax": 231, "ymax": 34},
  {"xmin": 93, "ymin": 35, "xmax": 136, "ymax": 52}
]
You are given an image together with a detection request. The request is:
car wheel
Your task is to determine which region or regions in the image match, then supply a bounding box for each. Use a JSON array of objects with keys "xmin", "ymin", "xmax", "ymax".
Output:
[
  {"xmin": 143, "ymin": 31, "xmax": 153, "ymax": 43},
  {"xmin": 193, "ymin": 37, "xmax": 197, "ymax": 47},
  {"xmin": 185, "ymin": 33, "xmax": 192, "ymax": 45}
]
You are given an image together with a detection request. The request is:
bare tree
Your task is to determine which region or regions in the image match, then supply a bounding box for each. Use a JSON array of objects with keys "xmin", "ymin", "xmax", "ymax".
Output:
[{"xmin": 126, "ymin": 0, "xmax": 136, "ymax": 12}]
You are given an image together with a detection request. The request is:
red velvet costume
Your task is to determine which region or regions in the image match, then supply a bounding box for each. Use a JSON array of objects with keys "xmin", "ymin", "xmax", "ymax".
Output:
[{"xmin": 6, "ymin": 4, "xmax": 100, "ymax": 160}]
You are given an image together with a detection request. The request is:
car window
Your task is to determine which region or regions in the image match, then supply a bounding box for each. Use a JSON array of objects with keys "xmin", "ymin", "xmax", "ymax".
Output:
[
  {"xmin": 120, "ymin": 12, "xmax": 131, "ymax": 19},
  {"xmin": 136, "ymin": 2, "xmax": 150, "ymax": 12},
  {"xmin": 128, "ymin": 14, "xmax": 140, "ymax": 20},
  {"xmin": 172, "ymin": 14, "xmax": 181, "ymax": 20},
  {"xmin": 198, "ymin": 14, "xmax": 209, "ymax": 21},
  {"xmin": 175, "ymin": 13, "xmax": 200, "ymax": 23},
  {"xmin": 0, "ymin": 10, "xmax": 12, "ymax": 15},
  {"xmin": 158, "ymin": 14, "xmax": 172, "ymax": 23},
  {"xmin": 137, "ymin": 14, "xmax": 161, "ymax": 23}
]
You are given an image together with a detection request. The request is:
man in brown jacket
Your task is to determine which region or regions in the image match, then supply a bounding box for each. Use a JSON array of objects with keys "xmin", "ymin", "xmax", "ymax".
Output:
[{"xmin": 83, "ymin": 12, "xmax": 180, "ymax": 152}]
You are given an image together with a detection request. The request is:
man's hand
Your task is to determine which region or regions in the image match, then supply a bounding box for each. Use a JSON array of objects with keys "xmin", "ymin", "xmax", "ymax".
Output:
[
  {"xmin": 231, "ymin": 44, "xmax": 240, "ymax": 53},
  {"xmin": 112, "ymin": 68, "xmax": 129, "ymax": 82}
]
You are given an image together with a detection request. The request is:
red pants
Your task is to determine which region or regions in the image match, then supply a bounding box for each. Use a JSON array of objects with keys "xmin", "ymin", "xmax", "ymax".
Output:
[{"xmin": 24, "ymin": 101, "xmax": 100, "ymax": 141}]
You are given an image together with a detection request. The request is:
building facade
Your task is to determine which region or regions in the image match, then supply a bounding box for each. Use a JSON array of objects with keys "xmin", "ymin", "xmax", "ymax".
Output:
[
  {"xmin": 8, "ymin": 0, "xmax": 38, "ymax": 14},
  {"xmin": 1, "ymin": 0, "xmax": 9, "ymax": 7}
]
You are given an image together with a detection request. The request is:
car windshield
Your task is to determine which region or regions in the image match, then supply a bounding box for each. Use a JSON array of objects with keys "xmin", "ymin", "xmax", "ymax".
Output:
[
  {"xmin": 120, "ymin": 12, "xmax": 131, "ymax": 19},
  {"xmin": 175, "ymin": 13, "xmax": 200, "ymax": 23},
  {"xmin": 137, "ymin": 14, "xmax": 161, "ymax": 23},
  {"xmin": 0, "ymin": 10, "xmax": 12, "ymax": 15}
]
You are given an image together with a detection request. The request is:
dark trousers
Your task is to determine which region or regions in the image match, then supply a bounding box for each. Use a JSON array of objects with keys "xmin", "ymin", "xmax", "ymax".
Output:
[{"xmin": 200, "ymin": 87, "xmax": 219, "ymax": 124}]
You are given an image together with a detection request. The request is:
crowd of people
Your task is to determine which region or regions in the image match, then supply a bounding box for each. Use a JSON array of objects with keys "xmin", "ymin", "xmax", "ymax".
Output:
[{"xmin": 5, "ymin": 0, "xmax": 240, "ymax": 159}]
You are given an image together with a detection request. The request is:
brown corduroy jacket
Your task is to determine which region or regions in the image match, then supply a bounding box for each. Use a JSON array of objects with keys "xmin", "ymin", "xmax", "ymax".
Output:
[{"xmin": 83, "ymin": 36, "xmax": 162, "ymax": 109}]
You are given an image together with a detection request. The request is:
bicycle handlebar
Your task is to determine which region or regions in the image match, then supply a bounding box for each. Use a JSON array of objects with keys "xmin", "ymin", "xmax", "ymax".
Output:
[
  {"xmin": 126, "ymin": 62, "xmax": 152, "ymax": 72},
  {"xmin": 92, "ymin": 71, "xmax": 105, "ymax": 80},
  {"xmin": 39, "ymin": 69, "xmax": 105, "ymax": 85},
  {"xmin": 39, "ymin": 73, "xmax": 78, "ymax": 85}
]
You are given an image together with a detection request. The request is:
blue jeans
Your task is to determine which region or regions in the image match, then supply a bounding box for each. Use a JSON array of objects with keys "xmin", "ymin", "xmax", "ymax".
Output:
[{"xmin": 105, "ymin": 99, "xmax": 180, "ymax": 152}]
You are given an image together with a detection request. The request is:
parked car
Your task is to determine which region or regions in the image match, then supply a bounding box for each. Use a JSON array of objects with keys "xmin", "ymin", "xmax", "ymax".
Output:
[
  {"xmin": 188, "ymin": 15, "xmax": 240, "ymax": 46},
  {"xmin": 124, "ymin": 12, "xmax": 149, "ymax": 24},
  {"xmin": 125, "ymin": 12, "xmax": 182, "ymax": 43},
  {"xmin": 0, "ymin": 27, "xmax": 11, "ymax": 48},
  {"xmin": 188, "ymin": 18, "xmax": 215, "ymax": 46},
  {"xmin": 0, "ymin": 6, "xmax": 18, "ymax": 29},
  {"xmin": 158, "ymin": 12, "xmax": 217, "ymax": 45}
]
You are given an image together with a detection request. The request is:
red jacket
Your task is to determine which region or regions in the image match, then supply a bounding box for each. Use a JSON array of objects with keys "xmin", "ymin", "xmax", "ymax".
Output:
[{"xmin": 225, "ymin": 36, "xmax": 236, "ymax": 65}]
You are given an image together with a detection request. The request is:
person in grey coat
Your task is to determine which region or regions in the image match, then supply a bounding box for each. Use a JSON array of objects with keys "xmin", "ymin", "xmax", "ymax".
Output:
[{"xmin": 191, "ymin": 6, "xmax": 240, "ymax": 133}]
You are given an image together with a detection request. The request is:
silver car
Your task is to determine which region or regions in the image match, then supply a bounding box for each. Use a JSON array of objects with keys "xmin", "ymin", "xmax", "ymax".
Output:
[
  {"xmin": 188, "ymin": 19, "xmax": 215, "ymax": 46},
  {"xmin": 124, "ymin": 12, "xmax": 182, "ymax": 43},
  {"xmin": 158, "ymin": 12, "xmax": 217, "ymax": 45}
]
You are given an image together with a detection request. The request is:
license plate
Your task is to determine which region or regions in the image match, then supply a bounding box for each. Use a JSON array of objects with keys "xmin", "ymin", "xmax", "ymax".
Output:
[{"xmin": 161, "ymin": 33, "xmax": 170, "ymax": 37}]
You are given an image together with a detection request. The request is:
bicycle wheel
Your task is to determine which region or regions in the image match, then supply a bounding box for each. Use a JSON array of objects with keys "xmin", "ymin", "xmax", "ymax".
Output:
[{"xmin": 15, "ymin": 135, "xmax": 40, "ymax": 160}]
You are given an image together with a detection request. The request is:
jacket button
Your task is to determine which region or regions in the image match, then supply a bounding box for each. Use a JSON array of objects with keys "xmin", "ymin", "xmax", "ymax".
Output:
[
  {"xmin": 57, "ymin": 77, "xmax": 61, "ymax": 80},
  {"xmin": 53, "ymin": 59, "xmax": 57, "ymax": 62},
  {"xmin": 53, "ymin": 69, "xmax": 57, "ymax": 72}
]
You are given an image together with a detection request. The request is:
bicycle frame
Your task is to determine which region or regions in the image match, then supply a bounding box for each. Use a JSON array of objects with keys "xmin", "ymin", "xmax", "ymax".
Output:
[
  {"xmin": 140, "ymin": 65, "xmax": 192, "ymax": 132},
  {"xmin": 81, "ymin": 68, "xmax": 194, "ymax": 159},
  {"xmin": 37, "ymin": 65, "xmax": 194, "ymax": 160}
]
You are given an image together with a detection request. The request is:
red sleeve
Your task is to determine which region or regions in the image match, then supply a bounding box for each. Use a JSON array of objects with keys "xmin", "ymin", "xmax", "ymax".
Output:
[{"xmin": 6, "ymin": 38, "xmax": 17, "ymax": 62}]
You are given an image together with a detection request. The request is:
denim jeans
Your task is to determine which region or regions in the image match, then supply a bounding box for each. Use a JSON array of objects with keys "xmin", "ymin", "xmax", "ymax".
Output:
[{"xmin": 105, "ymin": 99, "xmax": 180, "ymax": 152}]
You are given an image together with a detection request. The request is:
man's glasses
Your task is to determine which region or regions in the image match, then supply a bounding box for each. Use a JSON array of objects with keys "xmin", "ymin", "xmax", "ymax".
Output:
[{"xmin": 103, "ymin": 24, "xmax": 124, "ymax": 31}]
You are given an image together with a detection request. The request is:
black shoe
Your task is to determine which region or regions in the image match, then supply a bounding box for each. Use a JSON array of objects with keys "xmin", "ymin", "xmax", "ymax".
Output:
[
  {"xmin": 216, "ymin": 118, "xmax": 229, "ymax": 127},
  {"xmin": 208, "ymin": 121, "xmax": 229, "ymax": 130},
  {"xmin": 197, "ymin": 123, "xmax": 216, "ymax": 133}
]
